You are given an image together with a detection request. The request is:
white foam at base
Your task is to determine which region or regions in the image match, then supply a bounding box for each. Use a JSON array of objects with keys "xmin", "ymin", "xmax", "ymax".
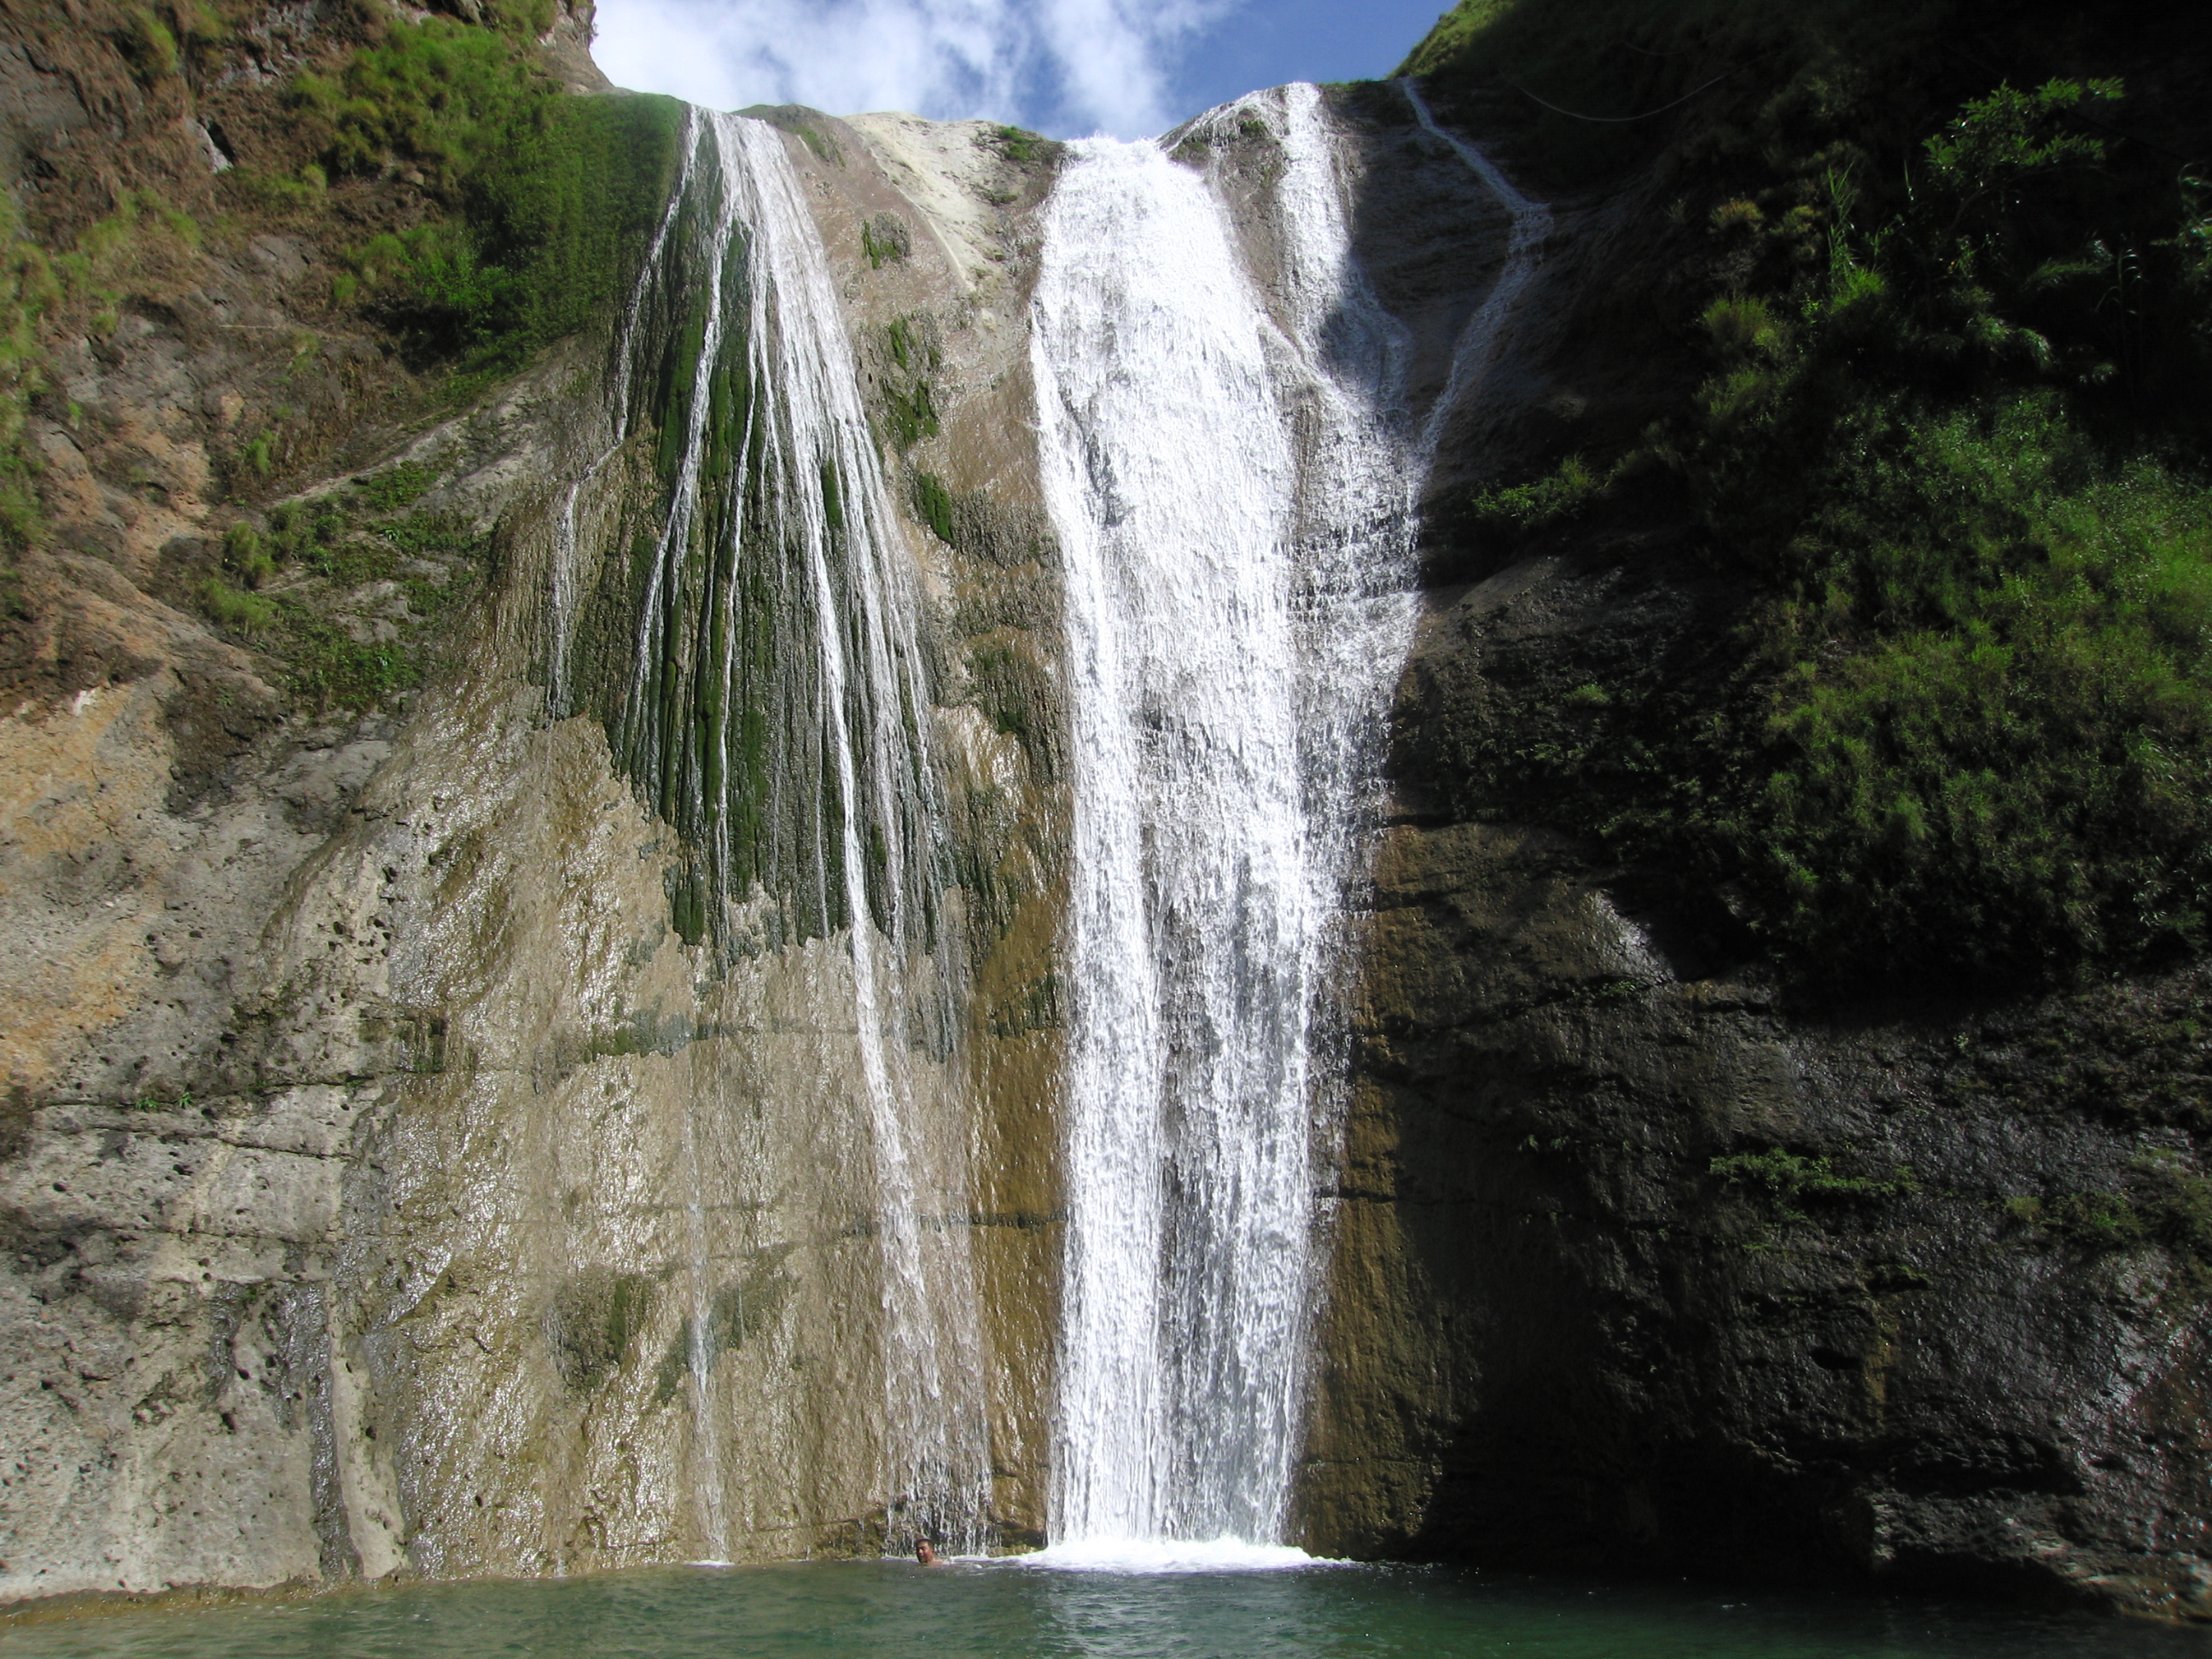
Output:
[{"xmin": 1006, "ymin": 1539, "xmax": 1345, "ymax": 1575}]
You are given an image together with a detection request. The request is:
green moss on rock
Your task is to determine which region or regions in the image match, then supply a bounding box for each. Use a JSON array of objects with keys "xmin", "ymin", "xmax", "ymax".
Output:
[{"xmin": 1402, "ymin": 0, "xmax": 2212, "ymax": 998}]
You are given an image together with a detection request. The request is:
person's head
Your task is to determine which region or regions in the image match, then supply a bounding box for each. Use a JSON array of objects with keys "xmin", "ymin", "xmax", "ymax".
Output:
[{"xmin": 915, "ymin": 1539, "xmax": 938, "ymax": 1564}]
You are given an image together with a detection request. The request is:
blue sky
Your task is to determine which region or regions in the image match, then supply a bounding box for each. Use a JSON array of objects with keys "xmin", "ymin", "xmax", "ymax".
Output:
[
  {"xmin": 591, "ymin": 0, "xmax": 1454, "ymax": 139},
  {"xmin": 1164, "ymin": 1, "xmax": 1451, "ymax": 125}
]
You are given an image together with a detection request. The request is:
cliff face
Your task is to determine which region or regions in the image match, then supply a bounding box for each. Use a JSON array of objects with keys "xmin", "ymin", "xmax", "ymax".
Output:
[
  {"xmin": 4, "ymin": 0, "xmax": 2210, "ymax": 1621},
  {"xmin": 1299, "ymin": 148, "xmax": 2212, "ymax": 1619},
  {"xmin": 1309, "ymin": 719, "xmax": 2212, "ymax": 1615},
  {"xmin": 0, "ymin": 1, "xmax": 1074, "ymax": 1592}
]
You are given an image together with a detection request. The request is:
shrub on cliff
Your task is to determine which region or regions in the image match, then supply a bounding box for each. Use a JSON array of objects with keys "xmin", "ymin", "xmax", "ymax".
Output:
[
  {"xmin": 293, "ymin": 9, "xmax": 684, "ymax": 382},
  {"xmin": 1404, "ymin": 0, "xmax": 2212, "ymax": 995}
]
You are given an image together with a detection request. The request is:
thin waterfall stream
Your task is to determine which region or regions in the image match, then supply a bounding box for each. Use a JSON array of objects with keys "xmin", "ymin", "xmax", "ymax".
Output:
[{"xmin": 561, "ymin": 107, "xmax": 989, "ymax": 1559}]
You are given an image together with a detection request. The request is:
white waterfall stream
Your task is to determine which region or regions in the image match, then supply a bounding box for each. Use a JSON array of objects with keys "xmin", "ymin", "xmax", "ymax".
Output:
[
  {"xmin": 1035, "ymin": 124, "xmax": 1305, "ymax": 1550},
  {"xmin": 1400, "ymin": 80, "xmax": 1556, "ymax": 459},
  {"xmin": 1033, "ymin": 82, "xmax": 1548, "ymax": 1557}
]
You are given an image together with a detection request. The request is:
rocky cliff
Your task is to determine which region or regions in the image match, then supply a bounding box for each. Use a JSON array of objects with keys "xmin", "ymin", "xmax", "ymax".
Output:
[
  {"xmin": 2, "ymin": 0, "xmax": 2209, "ymax": 1623},
  {"xmin": 1297, "ymin": 25, "xmax": 2212, "ymax": 1620},
  {"xmin": 0, "ymin": 0, "xmax": 1078, "ymax": 1596}
]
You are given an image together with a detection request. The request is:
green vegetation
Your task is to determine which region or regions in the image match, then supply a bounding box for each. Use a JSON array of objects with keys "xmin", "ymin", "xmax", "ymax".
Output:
[
  {"xmin": 2008, "ymin": 1153, "xmax": 2212, "ymax": 1272},
  {"xmin": 968, "ymin": 640, "xmax": 1056, "ymax": 778},
  {"xmin": 152, "ymin": 11, "xmax": 684, "ymax": 717},
  {"xmin": 1400, "ymin": 0, "xmax": 1954, "ymax": 188},
  {"xmin": 122, "ymin": 5, "xmax": 183, "ymax": 82},
  {"xmin": 860, "ymin": 212, "xmax": 911, "ymax": 268},
  {"xmin": 113, "ymin": 0, "xmax": 226, "ymax": 84},
  {"xmin": 0, "ymin": 183, "xmax": 209, "ymax": 617},
  {"xmin": 885, "ymin": 314, "xmax": 933, "ymax": 374},
  {"xmin": 878, "ymin": 317, "xmax": 943, "ymax": 450},
  {"xmin": 904, "ymin": 469, "xmax": 1056, "ymax": 572},
  {"xmin": 197, "ymin": 465, "xmax": 492, "ymax": 713},
  {"xmin": 911, "ymin": 469, "xmax": 957, "ymax": 544},
  {"xmin": 1452, "ymin": 452, "xmax": 1607, "ymax": 552},
  {"xmin": 881, "ymin": 349, "xmax": 940, "ymax": 448},
  {"xmin": 1950, "ymin": 991, "xmax": 2212, "ymax": 1130},
  {"xmin": 1403, "ymin": 1, "xmax": 2212, "ymax": 995},
  {"xmin": 1712, "ymin": 1148, "xmax": 1918, "ymax": 1224},
  {"xmin": 981, "ymin": 125, "xmax": 1057, "ymax": 166},
  {"xmin": 351, "ymin": 460, "xmax": 435, "ymax": 513},
  {"xmin": 225, "ymin": 165, "xmax": 331, "ymax": 218},
  {"xmin": 293, "ymin": 11, "xmax": 684, "ymax": 386},
  {"xmin": 222, "ymin": 521, "xmax": 277, "ymax": 588},
  {"xmin": 0, "ymin": 3, "xmax": 685, "ymax": 755},
  {"xmin": 201, "ymin": 575, "xmax": 276, "ymax": 632},
  {"xmin": 0, "ymin": 195, "xmax": 56, "ymax": 620},
  {"xmin": 127, "ymin": 1086, "xmax": 194, "ymax": 1113}
]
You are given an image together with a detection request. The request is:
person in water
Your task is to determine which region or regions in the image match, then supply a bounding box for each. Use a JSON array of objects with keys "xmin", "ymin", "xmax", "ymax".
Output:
[{"xmin": 915, "ymin": 1540, "xmax": 943, "ymax": 1566}]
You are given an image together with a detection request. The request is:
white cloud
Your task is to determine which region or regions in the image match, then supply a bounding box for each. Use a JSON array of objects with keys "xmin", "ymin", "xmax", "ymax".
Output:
[{"xmin": 589, "ymin": 0, "xmax": 1243, "ymax": 137}]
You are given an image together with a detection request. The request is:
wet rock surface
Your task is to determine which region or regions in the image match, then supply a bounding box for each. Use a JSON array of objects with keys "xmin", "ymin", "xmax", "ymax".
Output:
[
  {"xmin": 1306, "ymin": 512, "xmax": 2212, "ymax": 1621},
  {"xmin": 0, "ymin": 78, "xmax": 1072, "ymax": 1598}
]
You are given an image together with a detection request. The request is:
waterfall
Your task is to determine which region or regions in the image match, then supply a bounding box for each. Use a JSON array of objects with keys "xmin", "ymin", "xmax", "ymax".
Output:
[
  {"xmin": 1034, "ymin": 125, "xmax": 1300, "ymax": 1546},
  {"xmin": 600, "ymin": 111, "xmax": 948, "ymax": 958},
  {"xmin": 562, "ymin": 108, "xmax": 987, "ymax": 1558},
  {"xmin": 533, "ymin": 79, "xmax": 1543, "ymax": 1566},
  {"xmin": 1399, "ymin": 80, "xmax": 1554, "ymax": 460},
  {"xmin": 1033, "ymin": 82, "xmax": 1547, "ymax": 1554},
  {"xmin": 1032, "ymin": 85, "xmax": 1408, "ymax": 1553}
]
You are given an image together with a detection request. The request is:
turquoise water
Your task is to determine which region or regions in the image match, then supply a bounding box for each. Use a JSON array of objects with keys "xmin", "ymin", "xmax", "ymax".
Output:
[{"xmin": 3, "ymin": 1561, "xmax": 2206, "ymax": 1659}]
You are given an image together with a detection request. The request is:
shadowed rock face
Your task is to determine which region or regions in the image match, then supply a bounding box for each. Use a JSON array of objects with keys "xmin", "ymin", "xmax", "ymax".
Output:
[
  {"xmin": 1298, "ymin": 164, "xmax": 2212, "ymax": 1612},
  {"xmin": 3, "ymin": 5, "xmax": 2209, "ymax": 1617},
  {"xmin": 1307, "ymin": 793, "xmax": 2212, "ymax": 1608}
]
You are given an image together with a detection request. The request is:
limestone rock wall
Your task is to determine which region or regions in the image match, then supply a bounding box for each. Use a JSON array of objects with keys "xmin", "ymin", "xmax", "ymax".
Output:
[{"xmin": 0, "ymin": 86, "xmax": 1072, "ymax": 1598}]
